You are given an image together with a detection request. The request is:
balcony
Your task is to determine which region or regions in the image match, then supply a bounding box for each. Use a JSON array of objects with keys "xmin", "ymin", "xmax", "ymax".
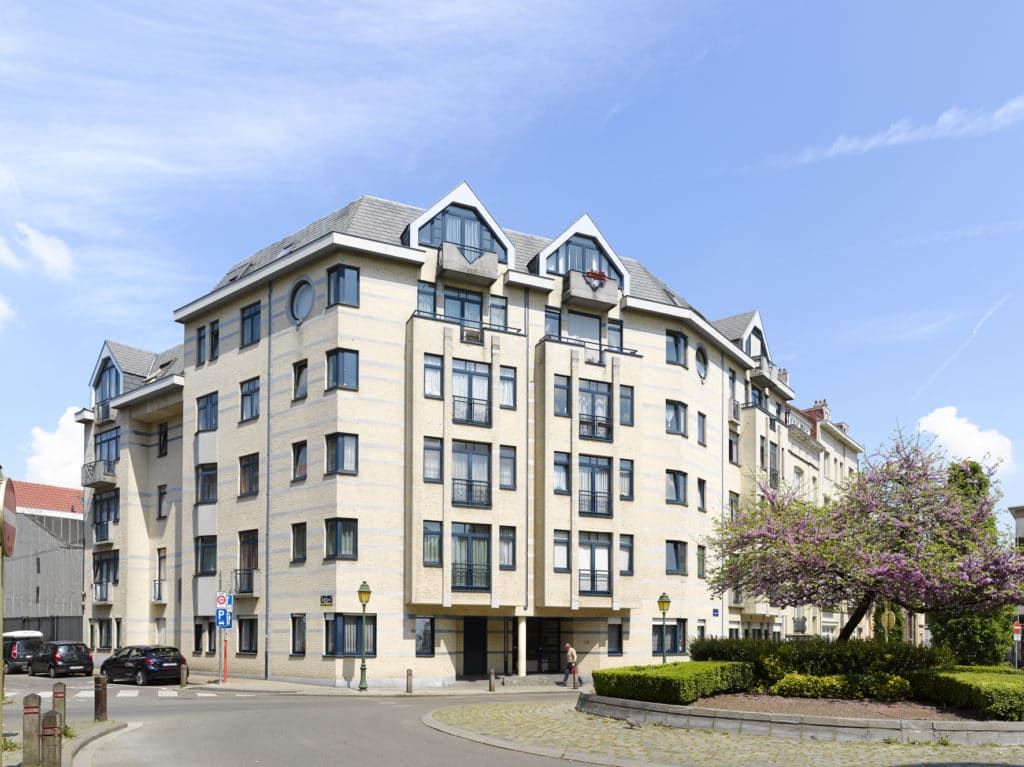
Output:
[
  {"xmin": 542, "ymin": 333, "xmax": 639, "ymax": 365},
  {"xmin": 750, "ymin": 357, "xmax": 794, "ymax": 398},
  {"xmin": 452, "ymin": 479, "xmax": 491, "ymax": 508},
  {"xmin": 437, "ymin": 241, "xmax": 499, "ymax": 286},
  {"xmin": 578, "ymin": 490, "xmax": 611, "ymax": 517},
  {"xmin": 93, "ymin": 582, "xmax": 112, "ymax": 604},
  {"xmin": 452, "ymin": 562, "xmax": 490, "ymax": 591},
  {"xmin": 579, "ymin": 414, "xmax": 612, "ymax": 441},
  {"xmin": 152, "ymin": 579, "xmax": 166, "ymax": 603},
  {"xmin": 579, "ymin": 569, "xmax": 611, "ymax": 596},
  {"xmin": 94, "ymin": 400, "xmax": 115, "ymax": 425},
  {"xmin": 93, "ymin": 522, "xmax": 112, "ymax": 544},
  {"xmin": 232, "ymin": 568, "xmax": 257, "ymax": 596},
  {"xmin": 452, "ymin": 396, "xmax": 491, "ymax": 426},
  {"xmin": 82, "ymin": 460, "xmax": 116, "ymax": 490},
  {"xmin": 562, "ymin": 270, "xmax": 619, "ymax": 312}
]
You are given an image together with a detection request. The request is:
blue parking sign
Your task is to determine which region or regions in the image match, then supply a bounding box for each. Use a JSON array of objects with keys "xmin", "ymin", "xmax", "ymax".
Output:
[{"xmin": 216, "ymin": 608, "xmax": 233, "ymax": 628}]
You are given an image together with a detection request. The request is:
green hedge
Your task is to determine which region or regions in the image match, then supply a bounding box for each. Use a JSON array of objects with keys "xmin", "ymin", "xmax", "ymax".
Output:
[
  {"xmin": 769, "ymin": 672, "xmax": 912, "ymax": 701},
  {"xmin": 909, "ymin": 668, "xmax": 1024, "ymax": 720},
  {"xmin": 592, "ymin": 661, "xmax": 755, "ymax": 705}
]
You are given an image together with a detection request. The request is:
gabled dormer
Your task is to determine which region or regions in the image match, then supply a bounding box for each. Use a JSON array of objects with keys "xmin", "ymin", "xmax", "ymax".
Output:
[
  {"xmin": 712, "ymin": 310, "xmax": 795, "ymax": 401},
  {"xmin": 535, "ymin": 214, "xmax": 630, "ymax": 311},
  {"xmin": 407, "ymin": 182, "xmax": 515, "ymax": 285}
]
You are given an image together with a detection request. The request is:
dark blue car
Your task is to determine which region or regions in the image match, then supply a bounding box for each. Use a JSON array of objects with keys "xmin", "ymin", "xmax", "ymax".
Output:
[{"xmin": 100, "ymin": 645, "xmax": 187, "ymax": 686}]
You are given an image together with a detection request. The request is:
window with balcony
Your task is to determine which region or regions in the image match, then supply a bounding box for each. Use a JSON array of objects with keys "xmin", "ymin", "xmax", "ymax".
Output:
[
  {"xmin": 325, "ymin": 517, "xmax": 357, "ymax": 560},
  {"xmin": 665, "ymin": 400, "xmax": 687, "ymax": 436},
  {"xmin": 197, "ymin": 393, "xmax": 218, "ymax": 432},
  {"xmin": 652, "ymin": 619, "xmax": 688, "ymax": 656},
  {"xmin": 666, "ymin": 470, "xmax": 687, "ymax": 505},
  {"xmin": 196, "ymin": 325, "xmax": 206, "ymax": 365},
  {"xmin": 619, "ymin": 385, "xmax": 633, "ymax": 426},
  {"xmin": 196, "ymin": 464, "xmax": 217, "ymax": 503},
  {"xmin": 292, "ymin": 441, "xmax": 307, "ymax": 481},
  {"xmin": 444, "ymin": 287, "xmax": 483, "ymax": 328},
  {"xmin": 291, "ymin": 522, "xmax": 306, "ymax": 563},
  {"xmin": 195, "ymin": 536, "xmax": 216, "ymax": 575},
  {"xmin": 420, "ymin": 204, "xmax": 507, "ymax": 263},
  {"xmin": 423, "ymin": 520, "xmax": 442, "ymax": 566},
  {"xmin": 554, "ymin": 374, "xmax": 570, "ymax": 417},
  {"xmin": 579, "ymin": 455, "xmax": 611, "ymax": 516},
  {"xmin": 619, "ymin": 459, "xmax": 634, "ymax": 501},
  {"xmin": 240, "ymin": 377, "xmax": 260, "ymax": 422},
  {"xmin": 452, "ymin": 441, "xmax": 490, "ymax": 506},
  {"xmin": 607, "ymin": 319, "xmax": 623, "ymax": 351},
  {"xmin": 619, "ymin": 534, "xmax": 633, "ymax": 575},
  {"xmin": 239, "ymin": 454, "xmax": 259, "ymax": 497},
  {"xmin": 293, "ymin": 360, "xmax": 308, "ymax": 400},
  {"xmin": 424, "ymin": 354, "xmax": 443, "ymax": 399},
  {"xmin": 545, "ymin": 234, "xmax": 621, "ymax": 281},
  {"xmin": 423, "ymin": 437, "xmax": 442, "ymax": 483},
  {"xmin": 499, "ymin": 446, "xmax": 516, "ymax": 490},
  {"xmin": 95, "ymin": 428, "xmax": 120, "ymax": 464},
  {"xmin": 452, "ymin": 522, "xmax": 490, "ymax": 590},
  {"xmin": 499, "ymin": 366, "xmax": 516, "ymax": 409},
  {"xmin": 499, "ymin": 526, "xmax": 516, "ymax": 570},
  {"xmin": 326, "ymin": 348, "xmax": 358, "ymax": 391},
  {"xmin": 209, "ymin": 320, "xmax": 219, "ymax": 359},
  {"xmin": 553, "ymin": 530, "xmax": 570, "ymax": 572},
  {"xmin": 579, "ymin": 379, "xmax": 612, "ymax": 440},
  {"xmin": 93, "ymin": 550, "xmax": 119, "ymax": 588},
  {"xmin": 545, "ymin": 306, "xmax": 561, "ymax": 337},
  {"xmin": 328, "ymin": 264, "xmax": 359, "ymax": 307},
  {"xmin": 157, "ymin": 422, "xmax": 168, "ymax": 457},
  {"xmin": 489, "ymin": 296, "xmax": 507, "ymax": 330},
  {"xmin": 325, "ymin": 433, "xmax": 358, "ymax": 475},
  {"xmin": 93, "ymin": 489, "xmax": 119, "ymax": 541},
  {"xmin": 325, "ymin": 613, "xmax": 376, "ymax": 656},
  {"xmin": 418, "ymin": 280, "xmax": 436, "ymax": 316},
  {"xmin": 554, "ymin": 451, "xmax": 570, "ymax": 495},
  {"xmin": 240, "ymin": 302, "xmax": 261, "ymax": 347},
  {"xmin": 236, "ymin": 529, "xmax": 258, "ymax": 593},
  {"xmin": 452, "ymin": 359, "xmax": 490, "ymax": 425},
  {"xmin": 578, "ymin": 532, "xmax": 611, "ymax": 595},
  {"xmin": 666, "ymin": 331, "xmax": 687, "ymax": 366},
  {"xmin": 666, "ymin": 540, "xmax": 687, "ymax": 575},
  {"xmin": 94, "ymin": 358, "xmax": 120, "ymax": 404}
]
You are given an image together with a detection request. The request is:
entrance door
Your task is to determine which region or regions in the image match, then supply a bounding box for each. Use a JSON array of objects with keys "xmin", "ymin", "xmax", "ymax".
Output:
[
  {"xmin": 463, "ymin": 617, "xmax": 488, "ymax": 676},
  {"xmin": 526, "ymin": 618, "xmax": 562, "ymax": 673}
]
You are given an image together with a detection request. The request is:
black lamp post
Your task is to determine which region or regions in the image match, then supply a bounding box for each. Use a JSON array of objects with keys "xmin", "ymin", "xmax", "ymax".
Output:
[
  {"xmin": 657, "ymin": 592, "xmax": 671, "ymax": 664},
  {"xmin": 357, "ymin": 580, "xmax": 371, "ymax": 691}
]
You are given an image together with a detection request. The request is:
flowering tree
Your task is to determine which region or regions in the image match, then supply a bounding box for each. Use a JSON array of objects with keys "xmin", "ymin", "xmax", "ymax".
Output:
[{"xmin": 707, "ymin": 436, "xmax": 1024, "ymax": 641}]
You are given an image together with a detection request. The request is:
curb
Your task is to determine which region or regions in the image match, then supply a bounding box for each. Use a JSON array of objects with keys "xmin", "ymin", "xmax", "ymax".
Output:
[{"xmin": 62, "ymin": 721, "xmax": 126, "ymax": 767}]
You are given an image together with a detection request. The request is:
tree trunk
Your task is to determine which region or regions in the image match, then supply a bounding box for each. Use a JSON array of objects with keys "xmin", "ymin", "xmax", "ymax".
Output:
[{"xmin": 837, "ymin": 591, "xmax": 875, "ymax": 641}]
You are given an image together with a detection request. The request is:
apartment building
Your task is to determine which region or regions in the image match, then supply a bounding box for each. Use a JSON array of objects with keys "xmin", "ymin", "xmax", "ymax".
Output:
[{"xmin": 78, "ymin": 182, "xmax": 861, "ymax": 686}]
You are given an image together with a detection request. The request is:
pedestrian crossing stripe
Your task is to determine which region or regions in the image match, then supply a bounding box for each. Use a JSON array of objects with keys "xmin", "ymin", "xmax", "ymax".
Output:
[
  {"xmin": 116, "ymin": 690, "xmax": 139, "ymax": 697},
  {"xmin": 157, "ymin": 690, "xmax": 178, "ymax": 697},
  {"xmin": 195, "ymin": 692, "xmax": 217, "ymax": 697},
  {"xmin": 75, "ymin": 691, "xmax": 94, "ymax": 698}
]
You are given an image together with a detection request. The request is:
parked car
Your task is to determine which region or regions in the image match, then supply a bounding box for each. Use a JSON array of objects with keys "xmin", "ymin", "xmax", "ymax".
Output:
[
  {"xmin": 100, "ymin": 645, "xmax": 187, "ymax": 686},
  {"xmin": 3, "ymin": 630, "xmax": 44, "ymax": 674},
  {"xmin": 27, "ymin": 641, "xmax": 93, "ymax": 678}
]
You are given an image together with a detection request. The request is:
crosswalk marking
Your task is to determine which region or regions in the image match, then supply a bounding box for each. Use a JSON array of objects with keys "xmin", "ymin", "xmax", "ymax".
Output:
[
  {"xmin": 116, "ymin": 690, "xmax": 139, "ymax": 697},
  {"xmin": 75, "ymin": 691, "xmax": 94, "ymax": 698},
  {"xmin": 195, "ymin": 692, "xmax": 217, "ymax": 697},
  {"xmin": 157, "ymin": 690, "xmax": 178, "ymax": 697}
]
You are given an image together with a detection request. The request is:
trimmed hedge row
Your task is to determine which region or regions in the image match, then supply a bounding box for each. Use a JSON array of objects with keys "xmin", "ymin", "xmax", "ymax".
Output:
[
  {"xmin": 592, "ymin": 661, "xmax": 755, "ymax": 705},
  {"xmin": 909, "ymin": 668, "xmax": 1024, "ymax": 720},
  {"xmin": 769, "ymin": 671, "xmax": 912, "ymax": 701}
]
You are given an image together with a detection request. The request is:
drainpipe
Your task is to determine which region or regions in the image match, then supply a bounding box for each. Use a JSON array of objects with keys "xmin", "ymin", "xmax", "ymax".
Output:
[
  {"xmin": 264, "ymin": 280, "xmax": 273, "ymax": 680},
  {"xmin": 720, "ymin": 350, "xmax": 727, "ymax": 638},
  {"xmin": 520, "ymin": 286, "xmax": 531, "ymax": 677}
]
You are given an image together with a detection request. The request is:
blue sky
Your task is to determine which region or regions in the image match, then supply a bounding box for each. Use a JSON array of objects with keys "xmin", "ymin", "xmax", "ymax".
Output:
[{"xmin": 1, "ymin": 2, "xmax": 1021, "ymax": 515}]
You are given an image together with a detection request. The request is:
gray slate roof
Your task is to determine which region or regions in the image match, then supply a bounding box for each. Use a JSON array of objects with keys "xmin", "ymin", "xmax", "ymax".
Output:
[
  {"xmin": 712, "ymin": 311, "xmax": 756, "ymax": 343},
  {"xmin": 211, "ymin": 195, "xmax": 696, "ymax": 309},
  {"xmin": 106, "ymin": 341, "xmax": 184, "ymax": 395}
]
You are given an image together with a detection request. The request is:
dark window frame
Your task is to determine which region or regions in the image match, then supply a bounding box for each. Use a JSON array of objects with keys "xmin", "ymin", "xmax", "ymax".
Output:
[
  {"xmin": 240, "ymin": 302, "xmax": 261, "ymax": 348},
  {"xmin": 327, "ymin": 263, "xmax": 360, "ymax": 307},
  {"xmin": 324, "ymin": 517, "xmax": 358, "ymax": 560}
]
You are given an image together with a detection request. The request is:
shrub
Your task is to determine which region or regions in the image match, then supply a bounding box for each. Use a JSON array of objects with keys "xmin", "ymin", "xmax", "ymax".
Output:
[
  {"xmin": 770, "ymin": 672, "xmax": 852, "ymax": 698},
  {"xmin": 909, "ymin": 669, "xmax": 1024, "ymax": 720},
  {"xmin": 592, "ymin": 661, "xmax": 755, "ymax": 705},
  {"xmin": 928, "ymin": 606, "xmax": 1015, "ymax": 666},
  {"xmin": 868, "ymin": 673, "xmax": 912, "ymax": 702}
]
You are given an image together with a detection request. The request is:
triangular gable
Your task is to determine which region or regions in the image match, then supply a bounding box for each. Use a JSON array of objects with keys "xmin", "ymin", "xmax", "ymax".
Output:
[
  {"xmin": 741, "ymin": 310, "xmax": 772, "ymax": 362},
  {"xmin": 535, "ymin": 214, "xmax": 631, "ymax": 295},
  {"xmin": 89, "ymin": 341, "xmax": 125, "ymax": 390},
  {"xmin": 406, "ymin": 181, "xmax": 516, "ymax": 264}
]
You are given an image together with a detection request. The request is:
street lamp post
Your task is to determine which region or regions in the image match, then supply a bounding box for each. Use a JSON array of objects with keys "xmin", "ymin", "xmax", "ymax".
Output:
[
  {"xmin": 657, "ymin": 592, "xmax": 671, "ymax": 664},
  {"xmin": 357, "ymin": 581, "xmax": 371, "ymax": 691}
]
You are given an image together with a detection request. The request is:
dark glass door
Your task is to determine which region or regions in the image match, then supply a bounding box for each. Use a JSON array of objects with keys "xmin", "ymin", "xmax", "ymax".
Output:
[
  {"xmin": 526, "ymin": 618, "xmax": 562, "ymax": 673},
  {"xmin": 463, "ymin": 617, "xmax": 488, "ymax": 676}
]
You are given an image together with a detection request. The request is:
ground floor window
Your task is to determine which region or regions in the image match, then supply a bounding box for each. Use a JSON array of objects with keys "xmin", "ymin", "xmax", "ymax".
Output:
[
  {"xmin": 416, "ymin": 617, "xmax": 434, "ymax": 657},
  {"xmin": 325, "ymin": 613, "xmax": 376, "ymax": 657},
  {"xmin": 651, "ymin": 618, "xmax": 688, "ymax": 656},
  {"xmin": 238, "ymin": 617, "xmax": 258, "ymax": 654},
  {"xmin": 291, "ymin": 614, "xmax": 306, "ymax": 656},
  {"xmin": 207, "ymin": 620, "xmax": 216, "ymax": 653},
  {"xmin": 97, "ymin": 619, "xmax": 112, "ymax": 650},
  {"xmin": 608, "ymin": 621, "xmax": 623, "ymax": 656},
  {"xmin": 194, "ymin": 622, "xmax": 204, "ymax": 653}
]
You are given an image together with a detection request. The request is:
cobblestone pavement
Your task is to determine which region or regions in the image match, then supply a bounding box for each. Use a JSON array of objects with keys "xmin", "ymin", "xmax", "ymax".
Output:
[{"xmin": 428, "ymin": 699, "xmax": 1024, "ymax": 767}]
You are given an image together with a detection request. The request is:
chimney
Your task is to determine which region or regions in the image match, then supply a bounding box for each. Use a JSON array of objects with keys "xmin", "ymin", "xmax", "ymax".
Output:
[{"xmin": 812, "ymin": 399, "xmax": 830, "ymax": 421}]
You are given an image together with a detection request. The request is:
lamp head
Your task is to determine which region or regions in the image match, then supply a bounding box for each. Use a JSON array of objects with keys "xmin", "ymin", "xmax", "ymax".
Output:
[
  {"xmin": 357, "ymin": 580, "xmax": 371, "ymax": 605},
  {"xmin": 657, "ymin": 592, "xmax": 671, "ymax": 612}
]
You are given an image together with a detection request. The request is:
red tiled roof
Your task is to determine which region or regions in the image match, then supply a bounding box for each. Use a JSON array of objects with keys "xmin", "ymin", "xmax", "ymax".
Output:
[{"xmin": 9, "ymin": 480, "xmax": 83, "ymax": 515}]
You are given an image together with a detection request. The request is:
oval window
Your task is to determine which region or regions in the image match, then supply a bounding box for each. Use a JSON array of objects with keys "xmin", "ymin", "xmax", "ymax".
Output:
[
  {"xmin": 290, "ymin": 281, "xmax": 314, "ymax": 322},
  {"xmin": 695, "ymin": 347, "xmax": 708, "ymax": 380}
]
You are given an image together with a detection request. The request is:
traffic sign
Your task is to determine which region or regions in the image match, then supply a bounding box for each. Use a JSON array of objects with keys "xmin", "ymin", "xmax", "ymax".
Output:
[
  {"xmin": 1014, "ymin": 621, "xmax": 1021, "ymax": 642},
  {"xmin": 215, "ymin": 591, "xmax": 233, "ymax": 611},
  {"xmin": 216, "ymin": 608, "xmax": 233, "ymax": 628}
]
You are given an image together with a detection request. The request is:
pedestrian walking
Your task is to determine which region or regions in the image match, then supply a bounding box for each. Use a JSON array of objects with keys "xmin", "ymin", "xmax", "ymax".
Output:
[{"xmin": 557, "ymin": 642, "xmax": 577, "ymax": 686}]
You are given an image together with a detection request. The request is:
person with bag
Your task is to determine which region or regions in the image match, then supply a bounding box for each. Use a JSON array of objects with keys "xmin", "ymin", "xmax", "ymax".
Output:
[{"xmin": 557, "ymin": 642, "xmax": 577, "ymax": 686}]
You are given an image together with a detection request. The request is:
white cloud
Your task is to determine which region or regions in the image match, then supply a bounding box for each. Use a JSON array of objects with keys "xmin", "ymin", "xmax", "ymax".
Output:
[
  {"xmin": 917, "ymin": 406, "xmax": 1015, "ymax": 476},
  {"xmin": 14, "ymin": 223, "xmax": 74, "ymax": 280},
  {"xmin": 0, "ymin": 235, "xmax": 20, "ymax": 270},
  {"xmin": 25, "ymin": 406, "xmax": 83, "ymax": 488},
  {"xmin": 0, "ymin": 293, "xmax": 14, "ymax": 331},
  {"xmin": 777, "ymin": 93, "xmax": 1024, "ymax": 167}
]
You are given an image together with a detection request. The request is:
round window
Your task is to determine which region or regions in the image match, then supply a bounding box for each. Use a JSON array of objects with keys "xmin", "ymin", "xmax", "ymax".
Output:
[
  {"xmin": 695, "ymin": 347, "xmax": 708, "ymax": 380},
  {"xmin": 290, "ymin": 281, "xmax": 314, "ymax": 322}
]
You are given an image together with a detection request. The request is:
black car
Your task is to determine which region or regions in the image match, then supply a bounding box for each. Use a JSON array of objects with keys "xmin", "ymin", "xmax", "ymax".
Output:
[
  {"xmin": 100, "ymin": 645, "xmax": 187, "ymax": 686},
  {"xmin": 3, "ymin": 632, "xmax": 44, "ymax": 673},
  {"xmin": 28, "ymin": 641, "xmax": 93, "ymax": 678}
]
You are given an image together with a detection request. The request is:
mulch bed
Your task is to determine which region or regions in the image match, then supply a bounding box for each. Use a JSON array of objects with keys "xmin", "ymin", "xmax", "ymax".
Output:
[{"xmin": 694, "ymin": 692, "xmax": 983, "ymax": 721}]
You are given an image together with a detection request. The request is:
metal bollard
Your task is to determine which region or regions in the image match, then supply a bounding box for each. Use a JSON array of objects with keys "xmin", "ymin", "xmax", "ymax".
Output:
[
  {"xmin": 52, "ymin": 681, "xmax": 66, "ymax": 725},
  {"xmin": 406, "ymin": 668, "xmax": 413, "ymax": 694},
  {"xmin": 489, "ymin": 668, "xmax": 495, "ymax": 692},
  {"xmin": 40, "ymin": 709, "xmax": 62, "ymax": 767},
  {"xmin": 23, "ymin": 693, "xmax": 41, "ymax": 767},
  {"xmin": 94, "ymin": 675, "xmax": 108, "ymax": 721}
]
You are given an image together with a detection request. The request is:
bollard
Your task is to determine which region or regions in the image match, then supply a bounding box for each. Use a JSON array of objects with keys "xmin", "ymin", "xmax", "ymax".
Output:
[
  {"xmin": 23, "ymin": 693, "xmax": 41, "ymax": 767},
  {"xmin": 40, "ymin": 709, "xmax": 62, "ymax": 767},
  {"xmin": 489, "ymin": 668, "xmax": 495, "ymax": 692},
  {"xmin": 180, "ymin": 663, "xmax": 188, "ymax": 689},
  {"xmin": 94, "ymin": 675, "xmax": 108, "ymax": 721},
  {"xmin": 406, "ymin": 668, "xmax": 413, "ymax": 694},
  {"xmin": 52, "ymin": 682, "xmax": 66, "ymax": 725}
]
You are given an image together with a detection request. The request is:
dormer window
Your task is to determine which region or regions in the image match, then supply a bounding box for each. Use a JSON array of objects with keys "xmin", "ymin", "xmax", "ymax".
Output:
[
  {"xmin": 747, "ymin": 327, "xmax": 767, "ymax": 360},
  {"xmin": 545, "ymin": 236, "xmax": 622, "ymax": 283},
  {"xmin": 95, "ymin": 359, "xmax": 120, "ymax": 404},
  {"xmin": 419, "ymin": 205, "xmax": 507, "ymax": 264}
]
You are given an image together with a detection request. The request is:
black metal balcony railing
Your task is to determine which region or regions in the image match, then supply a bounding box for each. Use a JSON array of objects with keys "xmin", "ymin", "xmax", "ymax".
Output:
[
  {"xmin": 93, "ymin": 582, "xmax": 110, "ymax": 602},
  {"xmin": 452, "ymin": 562, "xmax": 490, "ymax": 591},
  {"xmin": 452, "ymin": 479, "xmax": 491, "ymax": 507},
  {"xmin": 452, "ymin": 396, "xmax": 491, "ymax": 426},
  {"xmin": 579, "ymin": 569, "xmax": 611, "ymax": 595},
  {"xmin": 232, "ymin": 568, "xmax": 255, "ymax": 595},
  {"xmin": 447, "ymin": 241, "xmax": 488, "ymax": 264},
  {"xmin": 541, "ymin": 333, "xmax": 640, "ymax": 361},
  {"xmin": 412, "ymin": 310, "xmax": 523, "ymax": 336},
  {"xmin": 93, "ymin": 521, "xmax": 110, "ymax": 543},
  {"xmin": 578, "ymin": 414, "xmax": 612, "ymax": 441},
  {"xmin": 152, "ymin": 579, "xmax": 165, "ymax": 602},
  {"xmin": 578, "ymin": 490, "xmax": 611, "ymax": 517}
]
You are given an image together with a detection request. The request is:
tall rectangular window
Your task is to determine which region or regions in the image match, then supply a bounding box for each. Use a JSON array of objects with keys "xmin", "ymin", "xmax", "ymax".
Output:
[
  {"xmin": 238, "ymin": 617, "xmax": 258, "ymax": 654},
  {"xmin": 452, "ymin": 441, "xmax": 490, "ymax": 507},
  {"xmin": 423, "ymin": 520, "xmax": 442, "ymax": 566},
  {"xmin": 578, "ymin": 531, "xmax": 612, "ymax": 595},
  {"xmin": 619, "ymin": 459, "xmax": 634, "ymax": 501},
  {"xmin": 326, "ymin": 348, "xmax": 359, "ymax": 390},
  {"xmin": 292, "ymin": 442, "xmax": 307, "ymax": 481},
  {"xmin": 197, "ymin": 393, "xmax": 218, "ymax": 432},
  {"xmin": 579, "ymin": 455, "xmax": 612, "ymax": 516},
  {"xmin": 424, "ymin": 354, "xmax": 443, "ymax": 399},
  {"xmin": 607, "ymin": 319, "xmax": 623, "ymax": 351},
  {"xmin": 728, "ymin": 431, "xmax": 740, "ymax": 464},
  {"xmin": 417, "ymin": 281, "xmax": 436, "ymax": 315},
  {"xmin": 499, "ymin": 366, "xmax": 516, "ymax": 409},
  {"xmin": 499, "ymin": 525, "xmax": 516, "ymax": 570},
  {"xmin": 209, "ymin": 320, "xmax": 219, "ymax": 360},
  {"xmin": 608, "ymin": 622, "xmax": 623, "ymax": 656},
  {"xmin": 423, "ymin": 437, "xmax": 443, "ymax": 483},
  {"xmin": 545, "ymin": 306, "xmax": 561, "ymax": 337},
  {"xmin": 729, "ymin": 492, "xmax": 740, "ymax": 520},
  {"xmin": 452, "ymin": 359, "xmax": 490, "ymax": 426},
  {"xmin": 697, "ymin": 412, "xmax": 706, "ymax": 445},
  {"xmin": 666, "ymin": 331, "xmax": 687, "ymax": 365},
  {"xmin": 697, "ymin": 545, "xmax": 707, "ymax": 578},
  {"xmin": 95, "ymin": 428, "xmax": 120, "ymax": 463},
  {"xmin": 328, "ymin": 264, "xmax": 359, "ymax": 306},
  {"xmin": 619, "ymin": 534, "xmax": 633, "ymax": 575},
  {"xmin": 157, "ymin": 485, "xmax": 168, "ymax": 519},
  {"xmin": 196, "ymin": 325, "xmax": 206, "ymax": 365},
  {"xmin": 238, "ymin": 528, "xmax": 259, "ymax": 573},
  {"xmin": 666, "ymin": 470, "xmax": 687, "ymax": 505},
  {"xmin": 240, "ymin": 377, "xmax": 260, "ymax": 422},
  {"xmin": 554, "ymin": 451, "xmax": 570, "ymax": 494},
  {"xmin": 666, "ymin": 540, "xmax": 687, "ymax": 574},
  {"xmin": 325, "ymin": 433, "xmax": 358, "ymax": 475},
  {"xmin": 443, "ymin": 287, "xmax": 482, "ymax": 328},
  {"xmin": 697, "ymin": 478, "xmax": 707, "ymax": 511},
  {"xmin": 579, "ymin": 379, "xmax": 612, "ymax": 441},
  {"xmin": 239, "ymin": 453, "xmax": 259, "ymax": 497},
  {"xmin": 325, "ymin": 518, "xmax": 357, "ymax": 560},
  {"xmin": 415, "ymin": 617, "xmax": 434, "ymax": 657},
  {"xmin": 451, "ymin": 523, "xmax": 490, "ymax": 591},
  {"xmin": 499, "ymin": 446, "xmax": 516, "ymax": 490},
  {"xmin": 619, "ymin": 385, "xmax": 634, "ymax": 426},
  {"xmin": 195, "ymin": 536, "xmax": 217, "ymax": 575},
  {"xmin": 553, "ymin": 530, "xmax": 570, "ymax": 572},
  {"xmin": 196, "ymin": 464, "xmax": 217, "ymax": 504},
  {"xmin": 489, "ymin": 296, "xmax": 507, "ymax": 330},
  {"xmin": 665, "ymin": 400, "xmax": 687, "ymax": 435},
  {"xmin": 241, "ymin": 302, "xmax": 261, "ymax": 347},
  {"xmin": 157, "ymin": 422, "xmax": 168, "ymax": 457},
  {"xmin": 291, "ymin": 614, "xmax": 306, "ymax": 656},
  {"xmin": 554, "ymin": 374, "xmax": 570, "ymax": 417},
  {"xmin": 293, "ymin": 360, "xmax": 308, "ymax": 400},
  {"xmin": 325, "ymin": 614, "xmax": 376, "ymax": 657},
  {"xmin": 291, "ymin": 522, "xmax": 306, "ymax": 563}
]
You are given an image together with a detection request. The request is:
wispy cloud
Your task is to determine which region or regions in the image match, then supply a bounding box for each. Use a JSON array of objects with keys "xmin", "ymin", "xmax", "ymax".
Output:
[
  {"xmin": 0, "ymin": 235, "xmax": 22, "ymax": 270},
  {"xmin": 773, "ymin": 94, "xmax": 1024, "ymax": 168},
  {"xmin": 0, "ymin": 294, "xmax": 14, "ymax": 332},
  {"xmin": 913, "ymin": 294, "xmax": 1011, "ymax": 399},
  {"xmin": 14, "ymin": 223, "xmax": 73, "ymax": 280},
  {"xmin": 888, "ymin": 217, "xmax": 1024, "ymax": 249},
  {"xmin": 917, "ymin": 406, "xmax": 1015, "ymax": 476},
  {"xmin": 841, "ymin": 310, "xmax": 959, "ymax": 344},
  {"xmin": 24, "ymin": 406, "xmax": 82, "ymax": 487}
]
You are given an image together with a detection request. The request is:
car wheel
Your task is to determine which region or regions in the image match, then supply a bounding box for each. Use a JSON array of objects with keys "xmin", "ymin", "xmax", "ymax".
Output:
[
  {"xmin": 48, "ymin": 665, "xmax": 57, "ymax": 679},
  {"xmin": 135, "ymin": 670, "xmax": 146, "ymax": 687},
  {"xmin": 104, "ymin": 668, "xmax": 115, "ymax": 684},
  {"xmin": 3, "ymin": 661, "xmax": 10, "ymax": 674}
]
